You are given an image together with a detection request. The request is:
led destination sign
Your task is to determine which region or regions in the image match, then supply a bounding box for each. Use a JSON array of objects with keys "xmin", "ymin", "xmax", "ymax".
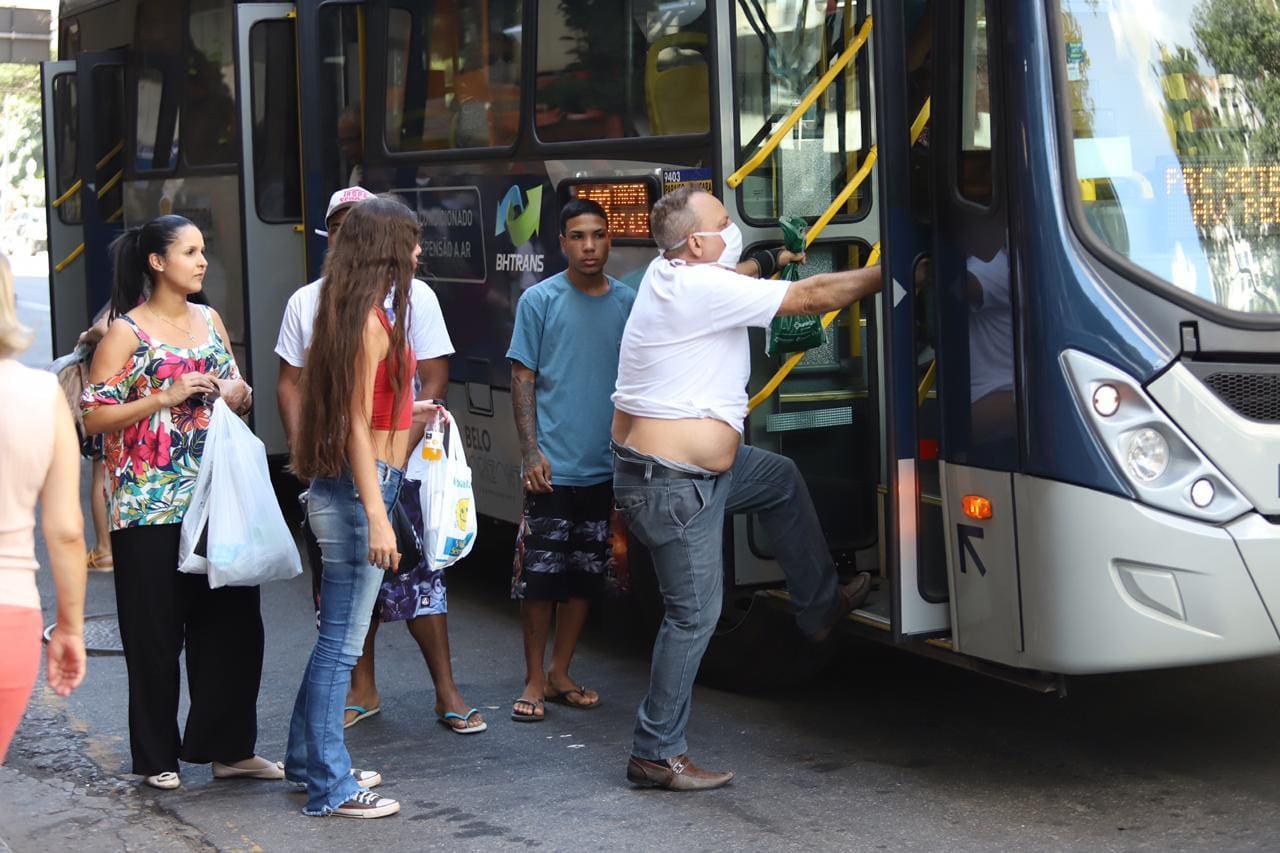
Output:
[{"xmin": 566, "ymin": 180, "xmax": 655, "ymax": 241}]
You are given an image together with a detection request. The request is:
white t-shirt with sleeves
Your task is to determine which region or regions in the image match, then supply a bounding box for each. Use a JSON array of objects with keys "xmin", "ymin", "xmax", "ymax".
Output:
[
  {"xmin": 612, "ymin": 256, "xmax": 788, "ymax": 433},
  {"xmin": 274, "ymin": 277, "xmax": 455, "ymax": 367}
]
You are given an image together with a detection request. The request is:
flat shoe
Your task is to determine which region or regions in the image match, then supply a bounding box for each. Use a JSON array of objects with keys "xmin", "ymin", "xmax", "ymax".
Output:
[
  {"xmin": 144, "ymin": 771, "xmax": 180, "ymax": 790},
  {"xmin": 212, "ymin": 758, "xmax": 285, "ymax": 780},
  {"xmin": 343, "ymin": 704, "xmax": 381, "ymax": 729},
  {"xmin": 511, "ymin": 698, "xmax": 545, "ymax": 722},
  {"xmin": 438, "ymin": 708, "xmax": 487, "ymax": 734}
]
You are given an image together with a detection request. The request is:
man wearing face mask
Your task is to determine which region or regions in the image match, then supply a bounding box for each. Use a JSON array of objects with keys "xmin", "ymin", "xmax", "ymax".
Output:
[{"xmin": 611, "ymin": 187, "xmax": 882, "ymax": 791}]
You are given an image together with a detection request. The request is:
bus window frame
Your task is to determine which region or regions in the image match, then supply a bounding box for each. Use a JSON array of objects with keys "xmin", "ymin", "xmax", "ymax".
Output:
[
  {"xmin": 1046, "ymin": 0, "xmax": 1280, "ymax": 333},
  {"xmin": 247, "ymin": 18, "xmax": 303, "ymax": 225},
  {"xmin": 727, "ymin": 1, "xmax": 874, "ymax": 229}
]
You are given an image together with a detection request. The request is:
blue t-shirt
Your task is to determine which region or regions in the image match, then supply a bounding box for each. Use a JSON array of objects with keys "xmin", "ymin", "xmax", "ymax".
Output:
[{"xmin": 506, "ymin": 271, "xmax": 636, "ymax": 485}]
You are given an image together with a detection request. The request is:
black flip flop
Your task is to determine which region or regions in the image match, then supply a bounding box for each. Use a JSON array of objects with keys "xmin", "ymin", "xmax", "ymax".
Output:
[
  {"xmin": 545, "ymin": 685, "xmax": 601, "ymax": 710},
  {"xmin": 511, "ymin": 698, "xmax": 545, "ymax": 722}
]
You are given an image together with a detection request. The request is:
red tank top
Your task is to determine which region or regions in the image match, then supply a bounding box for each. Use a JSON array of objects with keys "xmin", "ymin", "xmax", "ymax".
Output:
[{"xmin": 371, "ymin": 310, "xmax": 414, "ymax": 431}]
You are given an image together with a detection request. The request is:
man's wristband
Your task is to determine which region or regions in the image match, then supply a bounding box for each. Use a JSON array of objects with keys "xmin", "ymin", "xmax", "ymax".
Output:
[{"xmin": 749, "ymin": 247, "xmax": 783, "ymax": 279}]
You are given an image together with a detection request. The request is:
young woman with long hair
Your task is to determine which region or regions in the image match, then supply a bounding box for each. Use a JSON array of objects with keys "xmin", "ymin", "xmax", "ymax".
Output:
[
  {"xmin": 284, "ymin": 196, "xmax": 419, "ymax": 819},
  {"xmin": 0, "ymin": 251, "xmax": 87, "ymax": 763},
  {"xmin": 82, "ymin": 215, "xmax": 279, "ymax": 790}
]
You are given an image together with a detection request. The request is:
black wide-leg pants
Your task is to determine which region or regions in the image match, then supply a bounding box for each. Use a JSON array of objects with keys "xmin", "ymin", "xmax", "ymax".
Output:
[{"xmin": 110, "ymin": 523, "xmax": 264, "ymax": 776}]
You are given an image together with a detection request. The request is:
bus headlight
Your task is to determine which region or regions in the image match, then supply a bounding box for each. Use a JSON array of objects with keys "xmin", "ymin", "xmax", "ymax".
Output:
[
  {"xmin": 1125, "ymin": 428, "xmax": 1169, "ymax": 482},
  {"xmin": 1061, "ymin": 350, "xmax": 1250, "ymax": 523}
]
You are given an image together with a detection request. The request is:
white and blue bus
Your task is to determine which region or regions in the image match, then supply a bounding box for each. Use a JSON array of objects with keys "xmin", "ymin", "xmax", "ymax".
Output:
[{"xmin": 42, "ymin": 0, "xmax": 1280, "ymax": 687}]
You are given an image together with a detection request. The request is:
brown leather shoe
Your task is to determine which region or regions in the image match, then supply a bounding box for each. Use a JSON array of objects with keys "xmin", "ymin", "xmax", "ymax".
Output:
[
  {"xmin": 626, "ymin": 754, "xmax": 734, "ymax": 791},
  {"xmin": 810, "ymin": 572, "xmax": 872, "ymax": 643}
]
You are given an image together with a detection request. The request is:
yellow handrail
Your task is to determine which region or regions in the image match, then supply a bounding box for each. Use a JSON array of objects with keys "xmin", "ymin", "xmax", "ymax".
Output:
[
  {"xmin": 727, "ymin": 16, "xmax": 873, "ymax": 189},
  {"xmin": 97, "ymin": 169, "xmax": 123, "ymax": 199},
  {"xmin": 95, "ymin": 140, "xmax": 124, "ymax": 171},
  {"xmin": 54, "ymin": 243, "xmax": 85, "ymax": 273},
  {"xmin": 745, "ymin": 98, "xmax": 932, "ymax": 414},
  {"xmin": 51, "ymin": 179, "xmax": 82, "ymax": 209},
  {"xmin": 917, "ymin": 361, "xmax": 937, "ymax": 407}
]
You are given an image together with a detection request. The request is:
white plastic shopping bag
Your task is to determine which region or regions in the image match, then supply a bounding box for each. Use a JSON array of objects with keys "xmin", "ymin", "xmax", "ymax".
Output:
[
  {"xmin": 405, "ymin": 412, "xmax": 477, "ymax": 569},
  {"xmin": 178, "ymin": 399, "xmax": 302, "ymax": 587}
]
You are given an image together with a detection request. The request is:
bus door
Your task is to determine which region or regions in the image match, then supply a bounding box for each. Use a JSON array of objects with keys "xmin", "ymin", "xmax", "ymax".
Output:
[
  {"xmin": 233, "ymin": 3, "xmax": 305, "ymax": 455},
  {"xmin": 41, "ymin": 51, "xmax": 125, "ymax": 354},
  {"xmin": 929, "ymin": 0, "xmax": 1023, "ymax": 661},
  {"xmin": 722, "ymin": 1, "xmax": 881, "ymax": 621},
  {"xmin": 873, "ymin": 0, "xmax": 950, "ymax": 637}
]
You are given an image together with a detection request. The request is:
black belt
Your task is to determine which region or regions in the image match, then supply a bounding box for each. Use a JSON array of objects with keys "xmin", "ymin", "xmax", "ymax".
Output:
[{"xmin": 613, "ymin": 458, "xmax": 717, "ymax": 481}]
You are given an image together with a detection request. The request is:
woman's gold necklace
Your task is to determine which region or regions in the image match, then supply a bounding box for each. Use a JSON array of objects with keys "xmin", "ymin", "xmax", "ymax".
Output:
[{"xmin": 146, "ymin": 304, "xmax": 195, "ymax": 344}]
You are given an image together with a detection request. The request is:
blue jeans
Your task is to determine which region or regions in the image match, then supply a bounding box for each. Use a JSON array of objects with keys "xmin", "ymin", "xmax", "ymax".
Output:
[
  {"xmin": 613, "ymin": 444, "xmax": 840, "ymax": 761},
  {"xmin": 285, "ymin": 460, "xmax": 402, "ymax": 815}
]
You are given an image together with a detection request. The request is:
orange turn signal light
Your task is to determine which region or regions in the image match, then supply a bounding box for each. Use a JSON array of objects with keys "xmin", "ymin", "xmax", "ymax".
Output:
[{"xmin": 961, "ymin": 495, "xmax": 993, "ymax": 520}]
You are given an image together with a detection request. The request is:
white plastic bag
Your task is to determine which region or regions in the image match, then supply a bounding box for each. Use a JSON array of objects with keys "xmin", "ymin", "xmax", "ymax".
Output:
[
  {"xmin": 178, "ymin": 399, "xmax": 302, "ymax": 587},
  {"xmin": 405, "ymin": 413, "xmax": 477, "ymax": 569}
]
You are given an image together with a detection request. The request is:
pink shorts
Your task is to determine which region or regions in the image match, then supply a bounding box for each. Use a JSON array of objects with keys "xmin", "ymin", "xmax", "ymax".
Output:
[{"xmin": 0, "ymin": 604, "xmax": 43, "ymax": 764}]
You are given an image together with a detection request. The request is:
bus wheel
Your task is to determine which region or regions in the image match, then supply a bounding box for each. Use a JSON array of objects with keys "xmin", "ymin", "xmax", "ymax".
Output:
[{"xmin": 695, "ymin": 590, "xmax": 838, "ymax": 693}]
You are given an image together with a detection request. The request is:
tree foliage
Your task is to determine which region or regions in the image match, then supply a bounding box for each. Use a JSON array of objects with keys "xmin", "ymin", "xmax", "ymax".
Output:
[
  {"xmin": 0, "ymin": 64, "xmax": 44, "ymax": 213},
  {"xmin": 1193, "ymin": 0, "xmax": 1280, "ymax": 157}
]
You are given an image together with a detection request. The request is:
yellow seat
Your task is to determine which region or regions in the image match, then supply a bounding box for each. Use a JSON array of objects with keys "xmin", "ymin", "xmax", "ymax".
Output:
[{"xmin": 645, "ymin": 32, "xmax": 710, "ymax": 136}]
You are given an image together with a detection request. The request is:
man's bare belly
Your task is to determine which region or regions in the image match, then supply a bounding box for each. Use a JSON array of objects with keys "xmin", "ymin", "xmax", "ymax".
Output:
[{"xmin": 611, "ymin": 410, "xmax": 740, "ymax": 473}]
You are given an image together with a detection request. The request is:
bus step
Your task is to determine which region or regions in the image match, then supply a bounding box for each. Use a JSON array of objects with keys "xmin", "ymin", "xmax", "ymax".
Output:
[{"xmin": 766, "ymin": 406, "xmax": 852, "ymax": 433}]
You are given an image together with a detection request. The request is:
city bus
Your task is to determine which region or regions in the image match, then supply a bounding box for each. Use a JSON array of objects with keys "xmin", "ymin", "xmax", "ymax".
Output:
[{"xmin": 41, "ymin": 0, "xmax": 1280, "ymax": 689}]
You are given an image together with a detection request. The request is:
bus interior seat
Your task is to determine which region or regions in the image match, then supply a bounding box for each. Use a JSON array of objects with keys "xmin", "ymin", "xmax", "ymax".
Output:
[{"xmin": 645, "ymin": 32, "xmax": 710, "ymax": 136}]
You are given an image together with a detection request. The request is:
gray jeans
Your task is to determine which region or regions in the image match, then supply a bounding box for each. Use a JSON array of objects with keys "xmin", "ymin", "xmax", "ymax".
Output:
[{"xmin": 612, "ymin": 443, "xmax": 840, "ymax": 761}]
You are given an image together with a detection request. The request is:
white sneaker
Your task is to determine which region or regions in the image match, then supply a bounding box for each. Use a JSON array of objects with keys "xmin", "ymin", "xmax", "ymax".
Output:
[
  {"xmin": 144, "ymin": 771, "xmax": 180, "ymax": 790},
  {"xmin": 331, "ymin": 789, "xmax": 400, "ymax": 819},
  {"xmin": 352, "ymin": 769, "xmax": 382, "ymax": 789}
]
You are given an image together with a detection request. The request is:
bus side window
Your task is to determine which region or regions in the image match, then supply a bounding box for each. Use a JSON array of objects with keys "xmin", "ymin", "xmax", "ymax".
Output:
[
  {"xmin": 249, "ymin": 20, "xmax": 301, "ymax": 222},
  {"xmin": 317, "ymin": 3, "xmax": 363, "ymax": 191},
  {"xmin": 132, "ymin": 0, "xmax": 183, "ymax": 171},
  {"xmin": 958, "ymin": 0, "xmax": 993, "ymax": 206},
  {"xmin": 385, "ymin": 1, "xmax": 522, "ymax": 153},
  {"xmin": 183, "ymin": 0, "xmax": 237, "ymax": 168},
  {"xmin": 534, "ymin": 0, "xmax": 709, "ymax": 142}
]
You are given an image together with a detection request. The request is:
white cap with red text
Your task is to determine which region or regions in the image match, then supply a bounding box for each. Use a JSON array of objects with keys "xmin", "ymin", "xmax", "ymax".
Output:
[{"xmin": 316, "ymin": 186, "xmax": 376, "ymax": 236}]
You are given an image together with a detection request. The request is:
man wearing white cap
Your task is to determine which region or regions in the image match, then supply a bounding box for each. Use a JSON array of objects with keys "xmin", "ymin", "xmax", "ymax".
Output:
[{"xmin": 274, "ymin": 188, "xmax": 486, "ymax": 735}]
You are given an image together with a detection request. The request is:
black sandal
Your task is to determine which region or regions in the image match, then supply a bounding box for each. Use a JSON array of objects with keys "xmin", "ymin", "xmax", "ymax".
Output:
[
  {"xmin": 545, "ymin": 685, "xmax": 601, "ymax": 710},
  {"xmin": 511, "ymin": 697, "xmax": 545, "ymax": 722}
]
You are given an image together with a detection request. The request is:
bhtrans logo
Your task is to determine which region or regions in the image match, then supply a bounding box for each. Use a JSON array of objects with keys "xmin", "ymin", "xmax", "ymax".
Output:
[{"xmin": 494, "ymin": 183, "xmax": 545, "ymax": 273}]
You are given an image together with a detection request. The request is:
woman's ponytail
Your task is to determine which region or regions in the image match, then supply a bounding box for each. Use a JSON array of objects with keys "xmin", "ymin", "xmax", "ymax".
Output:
[{"xmin": 108, "ymin": 227, "xmax": 145, "ymax": 318}]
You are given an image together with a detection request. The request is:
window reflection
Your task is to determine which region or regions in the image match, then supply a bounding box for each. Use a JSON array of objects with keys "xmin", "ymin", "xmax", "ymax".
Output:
[
  {"xmin": 1062, "ymin": 0, "xmax": 1280, "ymax": 314},
  {"xmin": 535, "ymin": 0, "xmax": 709, "ymax": 142}
]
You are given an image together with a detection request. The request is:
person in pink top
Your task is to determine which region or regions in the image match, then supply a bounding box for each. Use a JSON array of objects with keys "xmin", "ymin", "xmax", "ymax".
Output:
[{"xmin": 0, "ymin": 251, "xmax": 88, "ymax": 763}]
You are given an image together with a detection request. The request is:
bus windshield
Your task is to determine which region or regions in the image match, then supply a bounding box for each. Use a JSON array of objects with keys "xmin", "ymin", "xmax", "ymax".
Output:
[{"xmin": 1060, "ymin": 0, "xmax": 1280, "ymax": 315}]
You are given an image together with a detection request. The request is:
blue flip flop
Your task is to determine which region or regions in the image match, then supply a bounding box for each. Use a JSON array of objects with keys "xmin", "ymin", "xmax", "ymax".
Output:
[
  {"xmin": 438, "ymin": 708, "xmax": 488, "ymax": 734},
  {"xmin": 343, "ymin": 704, "xmax": 381, "ymax": 729}
]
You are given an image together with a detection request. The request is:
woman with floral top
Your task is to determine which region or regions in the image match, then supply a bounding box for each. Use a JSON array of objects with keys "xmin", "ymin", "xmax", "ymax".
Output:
[{"xmin": 82, "ymin": 215, "xmax": 280, "ymax": 791}]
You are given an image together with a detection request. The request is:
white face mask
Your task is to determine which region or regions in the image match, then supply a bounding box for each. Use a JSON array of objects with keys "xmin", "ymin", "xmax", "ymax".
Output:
[{"xmin": 669, "ymin": 223, "xmax": 744, "ymax": 268}]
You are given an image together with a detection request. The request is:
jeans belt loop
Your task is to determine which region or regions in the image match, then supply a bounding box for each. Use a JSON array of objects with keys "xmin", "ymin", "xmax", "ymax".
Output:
[{"xmin": 644, "ymin": 462, "xmax": 653, "ymax": 483}]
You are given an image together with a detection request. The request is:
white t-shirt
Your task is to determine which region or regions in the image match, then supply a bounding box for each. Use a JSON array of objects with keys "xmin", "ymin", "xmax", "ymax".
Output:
[
  {"xmin": 612, "ymin": 256, "xmax": 788, "ymax": 433},
  {"xmin": 274, "ymin": 277, "xmax": 455, "ymax": 368}
]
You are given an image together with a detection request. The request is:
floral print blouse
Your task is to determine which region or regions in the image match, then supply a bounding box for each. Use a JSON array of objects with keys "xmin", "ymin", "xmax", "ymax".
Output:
[{"xmin": 81, "ymin": 306, "xmax": 240, "ymax": 530}]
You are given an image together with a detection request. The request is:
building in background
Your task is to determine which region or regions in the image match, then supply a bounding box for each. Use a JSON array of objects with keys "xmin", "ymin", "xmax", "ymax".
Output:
[{"xmin": 0, "ymin": 4, "xmax": 52, "ymax": 64}]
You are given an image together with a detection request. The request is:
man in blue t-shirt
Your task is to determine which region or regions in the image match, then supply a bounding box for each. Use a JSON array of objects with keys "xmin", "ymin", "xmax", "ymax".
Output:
[{"xmin": 506, "ymin": 199, "xmax": 635, "ymax": 722}]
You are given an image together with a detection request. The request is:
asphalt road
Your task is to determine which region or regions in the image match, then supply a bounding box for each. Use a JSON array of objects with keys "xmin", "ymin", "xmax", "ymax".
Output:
[{"xmin": 4, "ymin": 264, "xmax": 1280, "ymax": 851}]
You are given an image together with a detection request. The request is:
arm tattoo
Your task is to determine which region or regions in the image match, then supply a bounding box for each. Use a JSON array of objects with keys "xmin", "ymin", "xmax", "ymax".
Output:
[{"xmin": 511, "ymin": 371, "xmax": 539, "ymax": 456}]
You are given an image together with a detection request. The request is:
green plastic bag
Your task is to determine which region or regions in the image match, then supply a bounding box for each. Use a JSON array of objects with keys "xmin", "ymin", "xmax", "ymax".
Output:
[{"xmin": 766, "ymin": 215, "xmax": 824, "ymax": 355}]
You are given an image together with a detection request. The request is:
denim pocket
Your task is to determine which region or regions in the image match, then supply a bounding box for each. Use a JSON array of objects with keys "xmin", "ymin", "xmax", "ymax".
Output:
[
  {"xmin": 667, "ymin": 479, "xmax": 707, "ymax": 529},
  {"xmin": 613, "ymin": 492, "xmax": 648, "ymax": 514}
]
